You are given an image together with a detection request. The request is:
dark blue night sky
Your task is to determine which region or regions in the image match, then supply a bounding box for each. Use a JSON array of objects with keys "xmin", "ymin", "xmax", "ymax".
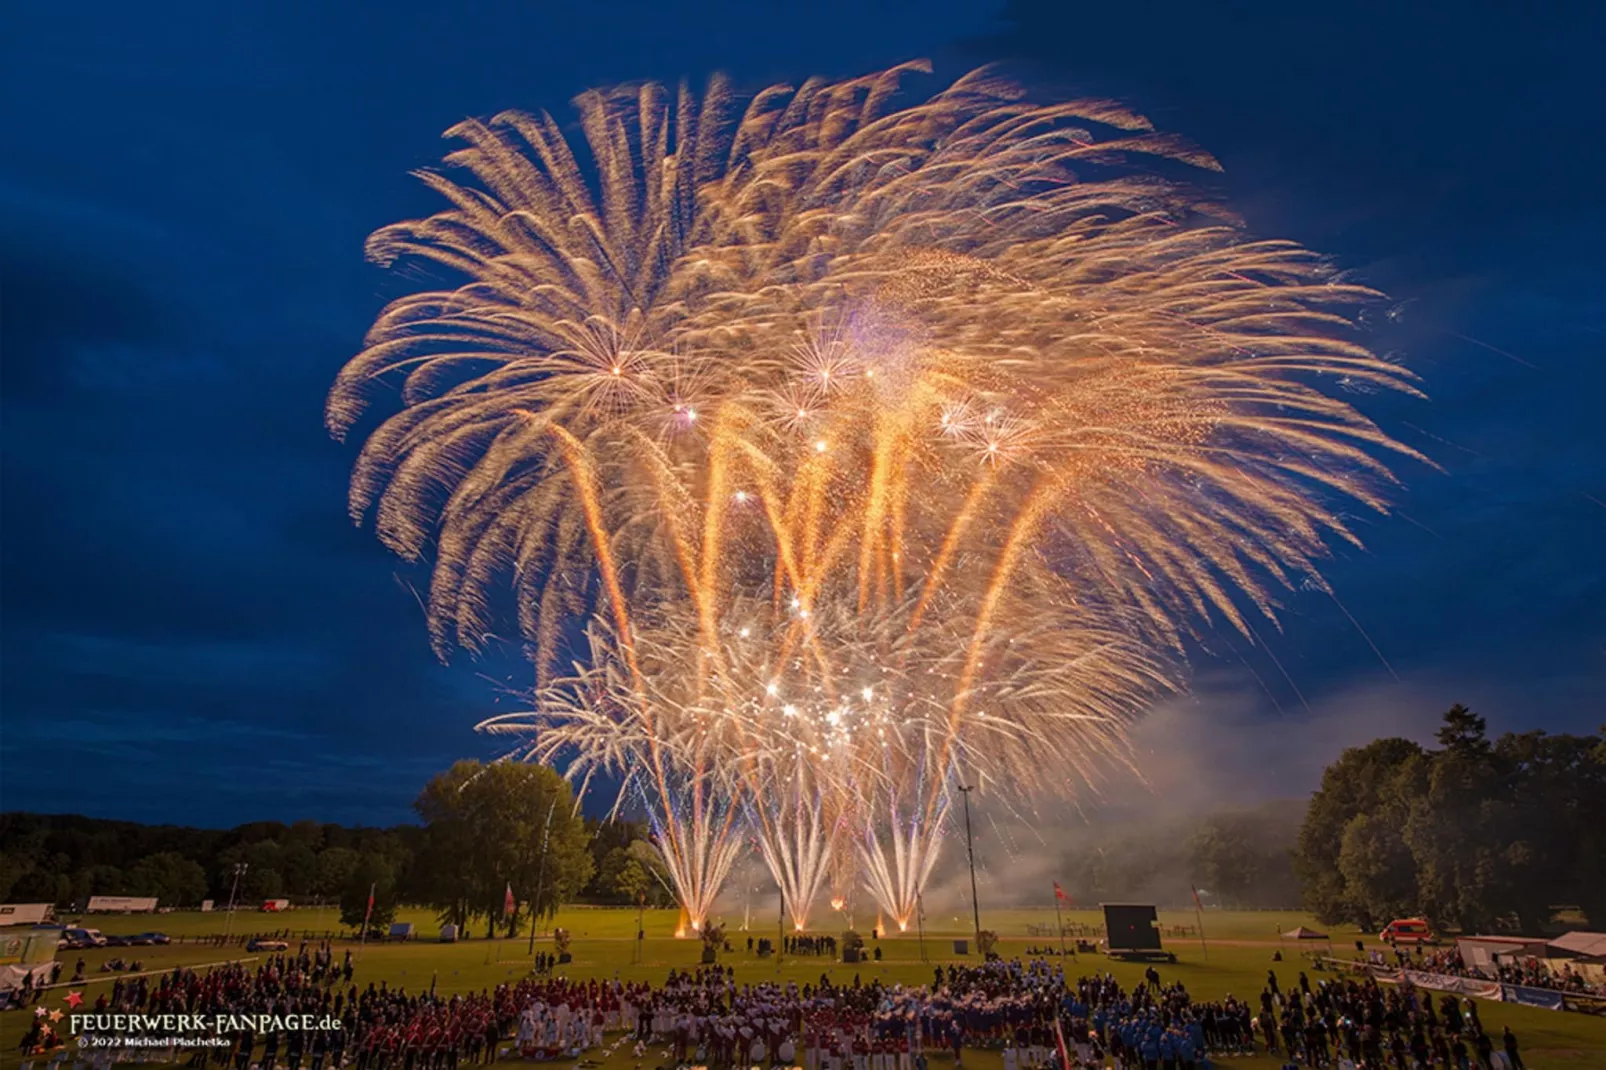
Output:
[{"xmin": 3, "ymin": 1, "xmax": 1602, "ymax": 827}]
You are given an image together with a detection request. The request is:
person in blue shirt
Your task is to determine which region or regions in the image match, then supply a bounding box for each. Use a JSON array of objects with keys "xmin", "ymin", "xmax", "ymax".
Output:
[{"xmin": 1140, "ymin": 1030, "xmax": 1161, "ymax": 1070}]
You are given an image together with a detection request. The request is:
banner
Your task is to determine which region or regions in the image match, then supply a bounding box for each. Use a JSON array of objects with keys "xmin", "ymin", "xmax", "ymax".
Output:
[
  {"xmin": 1333, "ymin": 958, "xmax": 1604, "ymax": 1014},
  {"xmin": 1401, "ymin": 970, "xmax": 1501, "ymax": 1000},
  {"xmin": 0, "ymin": 962, "xmax": 55, "ymax": 994},
  {"xmin": 86, "ymin": 896, "xmax": 158, "ymax": 913},
  {"xmin": 1501, "ymin": 984, "xmax": 1565, "ymax": 1011}
]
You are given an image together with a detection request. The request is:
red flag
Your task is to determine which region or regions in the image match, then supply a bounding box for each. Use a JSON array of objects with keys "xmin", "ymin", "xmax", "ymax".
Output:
[
  {"xmin": 1053, "ymin": 881, "xmax": 1069, "ymax": 904},
  {"xmin": 362, "ymin": 883, "xmax": 375, "ymax": 927},
  {"xmin": 1052, "ymin": 1014, "xmax": 1073, "ymax": 1070},
  {"xmin": 503, "ymin": 883, "xmax": 516, "ymax": 917}
]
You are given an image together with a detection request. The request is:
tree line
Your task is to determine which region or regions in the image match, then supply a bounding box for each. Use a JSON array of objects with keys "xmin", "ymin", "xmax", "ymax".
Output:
[
  {"xmin": 0, "ymin": 761, "xmax": 672, "ymax": 935},
  {"xmin": 10, "ymin": 706, "xmax": 1592, "ymax": 937},
  {"xmin": 1294, "ymin": 705, "xmax": 1606, "ymax": 933}
]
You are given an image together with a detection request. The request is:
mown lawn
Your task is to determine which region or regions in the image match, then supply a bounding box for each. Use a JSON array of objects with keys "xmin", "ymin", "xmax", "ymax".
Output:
[{"xmin": 5, "ymin": 908, "xmax": 1602, "ymax": 1069}]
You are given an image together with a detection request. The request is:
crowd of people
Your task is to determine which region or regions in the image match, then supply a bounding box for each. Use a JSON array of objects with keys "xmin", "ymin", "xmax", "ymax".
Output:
[
  {"xmin": 1411, "ymin": 946, "xmax": 1604, "ymax": 997},
  {"xmin": 12, "ymin": 942, "xmax": 1540, "ymax": 1070},
  {"xmin": 1242, "ymin": 966, "xmax": 1529, "ymax": 1069}
]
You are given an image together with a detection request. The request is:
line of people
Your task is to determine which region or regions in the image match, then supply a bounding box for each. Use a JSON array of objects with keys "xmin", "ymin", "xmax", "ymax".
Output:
[{"xmin": 16, "ymin": 949, "xmax": 1534, "ymax": 1070}]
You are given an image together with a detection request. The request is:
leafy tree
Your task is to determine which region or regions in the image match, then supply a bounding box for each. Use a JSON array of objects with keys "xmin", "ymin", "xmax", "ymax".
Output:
[
  {"xmin": 612, "ymin": 858, "xmax": 652, "ymax": 905},
  {"xmin": 626, "ymin": 840, "xmax": 677, "ymax": 907},
  {"xmin": 0, "ymin": 812, "xmax": 426, "ymax": 906},
  {"xmin": 11, "ymin": 866, "xmax": 69, "ymax": 905},
  {"xmin": 1402, "ymin": 716, "xmax": 1505, "ymax": 932},
  {"xmin": 314, "ymin": 847, "xmax": 360, "ymax": 900},
  {"xmin": 591, "ymin": 847, "xmax": 633, "ymax": 905},
  {"xmin": 280, "ymin": 844, "xmax": 319, "ymax": 897},
  {"xmin": 1188, "ymin": 805, "xmax": 1301, "ymax": 909},
  {"xmin": 283, "ymin": 820, "xmax": 325, "ymax": 853},
  {"xmin": 1337, "ymin": 814, "xmax": 1417, "ymax": 930},
  {"xmin": 70, "ymin": 865, "xmax": 126, "ymax": 905},
  {"xmin": 339, "ymin": 855, "xmax": 397, "ymax": 931},
  {"xmin": 1436, "ymin": 704, "xmax": 1490, "ymax": 756},
  {"xmin": 1294, "ymin": 737, "xmax": 1423, "ymax": 924},
  {"xmin": 127, "ymin": 852, "xmax": 209, "ymax": 906},
  {"xmin": 414, "ymin": 761, "xmax": 594, "ymax": 937},
  {"xmin": 0, "ymin": 852, "xmax": 32, "ymax": 902},
  {"xmin": 582, "ymin": 821, "xmax": 649, "ymax": 901},
  {"xmin": 1297, "ymin": 707, "xmax": 1605, "ymax": 932}
]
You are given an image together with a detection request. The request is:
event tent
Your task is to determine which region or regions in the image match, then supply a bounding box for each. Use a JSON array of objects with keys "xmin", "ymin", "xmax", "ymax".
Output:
[
  {"xmin": 1548, "ymin": 931, "xmax": 1606, "ymax": 962},
  {"xmin": 1282, "ymin": 926, "xmax": 1328, "ymax": 939}
]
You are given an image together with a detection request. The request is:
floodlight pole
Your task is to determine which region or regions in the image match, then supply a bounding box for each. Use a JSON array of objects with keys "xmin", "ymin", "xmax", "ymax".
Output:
[
  {"xmin": 223, "ymin": 863, "xmax": 248, "ymax": 945},
  {"xmin": 958, "ymin": 785, "xmax": 981, "ymax": 945},
  {"xmin": 916, "ymin": 891, "xmax": 928, "ymax": 964}
]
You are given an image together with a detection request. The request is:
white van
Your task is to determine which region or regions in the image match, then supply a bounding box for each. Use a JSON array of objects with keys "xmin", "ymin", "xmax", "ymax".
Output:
[{"xmin": 60, "ymin": 927, "xmax": 108, "ymax": 948}]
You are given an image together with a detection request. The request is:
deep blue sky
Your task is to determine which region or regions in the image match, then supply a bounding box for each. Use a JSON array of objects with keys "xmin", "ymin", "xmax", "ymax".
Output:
[{"xmin": 3, "ymin": 1, "xmax": 1602, "ymax": 827}]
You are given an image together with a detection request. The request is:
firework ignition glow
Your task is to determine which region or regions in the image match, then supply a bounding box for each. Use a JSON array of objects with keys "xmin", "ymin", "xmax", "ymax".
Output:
[{"xmin": 331, "ymin": 63, "xmax": 1420, "ymax": 931}]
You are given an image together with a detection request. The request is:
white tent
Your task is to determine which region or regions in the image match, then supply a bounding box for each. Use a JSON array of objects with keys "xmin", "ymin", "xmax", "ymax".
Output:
[{"xmin": 1282, "ymin": 925, "xmax": 1328, "ymax": 940}]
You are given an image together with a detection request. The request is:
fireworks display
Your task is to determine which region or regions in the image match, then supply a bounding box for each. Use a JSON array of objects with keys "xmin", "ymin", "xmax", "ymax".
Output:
[{"xmin": 329, "ymin": 63, "xmax": 1420, "ymax": 931}]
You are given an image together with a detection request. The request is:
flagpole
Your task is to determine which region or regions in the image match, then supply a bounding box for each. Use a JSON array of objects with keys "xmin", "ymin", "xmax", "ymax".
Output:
[
  {"xmin": 916, "ymin": 891, "xmax": 927, "ymax": 965},
  {"xmin": 358, "ymin": 882, "xmax": 375, "ymax": 962},
  {"xmin": 1191, "ymin": 887, "xmax": 1209, "ymax": 962},
  {"xmin": 1053, "ymin": 884, "xmax": 1068, "ymax": 961},
  {"xmin": 528, "ymin": 796, "xmax": 558, "ymax": 954}
]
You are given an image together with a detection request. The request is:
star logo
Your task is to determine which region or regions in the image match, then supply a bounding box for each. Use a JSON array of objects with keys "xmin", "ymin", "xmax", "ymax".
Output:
[
  {"xmin": 35, "ymin": 1006, "xmax": 48, "ymax": 1017},
  {"xmin": 65, "ymin": 991, "xmax": 84, "ymax": 1009},
  {"xmin": 48, "ymin": 1009, "xmax": 63, "ymax": 1022}
]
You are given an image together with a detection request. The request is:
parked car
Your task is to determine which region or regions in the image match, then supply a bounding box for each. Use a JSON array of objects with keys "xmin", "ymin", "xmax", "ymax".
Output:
[
  {"xmin": 246, "ymin": 938, "xmax": 289, "ymax": 952},
  {"xmin": 135, "ymin": 932, "xmax": 170, "ymax": 945},
  {"xmin": 103, "ymin": 934, "xmax": 134, "ymax": 947}
]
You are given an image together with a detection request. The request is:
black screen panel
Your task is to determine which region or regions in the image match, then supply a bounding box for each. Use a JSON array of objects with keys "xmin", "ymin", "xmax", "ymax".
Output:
[{"xmin": 1103, "ymin": 904, "xmax": 1161, "ymax": 951}]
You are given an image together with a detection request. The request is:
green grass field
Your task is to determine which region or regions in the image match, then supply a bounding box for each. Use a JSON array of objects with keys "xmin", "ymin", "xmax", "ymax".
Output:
[{"xmin": 5, "ymin": 908, "xmax": 1602, "ymax": 1069}]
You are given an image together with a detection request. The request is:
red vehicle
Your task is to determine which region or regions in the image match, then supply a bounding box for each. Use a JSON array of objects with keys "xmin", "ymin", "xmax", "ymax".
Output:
[
  {"xmin": 1380, "ymin": 917, "xmax": 1436, "ymax": 945},
  {"xmin": 259, "ymin": 898, "xmax": 291, "ymax": 913}
]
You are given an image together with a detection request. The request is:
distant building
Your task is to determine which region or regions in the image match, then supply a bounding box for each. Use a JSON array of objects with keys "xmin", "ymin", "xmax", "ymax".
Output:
[
  {"xmin": 85, "ymin": 896, "xmax": 158, "ymax": 913},
  {"xmin": 0, "ymin": 904, "xmax": 55, "ymax": 927},
  {"xmin": 1455, "ymin": 935, "xmax": 1549, "ymax": 972}
]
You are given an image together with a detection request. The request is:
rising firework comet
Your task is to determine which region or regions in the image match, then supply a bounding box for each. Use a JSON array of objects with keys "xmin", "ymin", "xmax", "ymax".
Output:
[
  {"xmin": 331, "ymin": 62, "xmax": 1422, "ymax": 928},
  {"xmin": 478, "ymin": 595, "xmax": 1173, "ymax": 930}
]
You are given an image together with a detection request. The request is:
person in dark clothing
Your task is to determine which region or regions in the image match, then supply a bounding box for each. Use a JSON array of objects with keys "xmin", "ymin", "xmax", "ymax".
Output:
[
  {"xmin": 1474, "ymin": 1030, "xmax": 1496, "ymax": 1070},
  {"xmin": 481, "ymin": 1019, "xmax": 499, "ymax": 1065},
  {"xmin": 1502, "ymin": 1025, "xmax": 1524, "ymax": 1070}
]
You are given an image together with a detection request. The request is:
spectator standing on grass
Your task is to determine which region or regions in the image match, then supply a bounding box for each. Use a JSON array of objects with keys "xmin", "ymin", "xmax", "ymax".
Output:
[
  {"xmin": 1501, "ymin": 1025, "xmax": 1523, "ymax": 1070},
  {"xmin": 1474, "ymin": 1029, "xmax": 1496, "ymax": 1070}
]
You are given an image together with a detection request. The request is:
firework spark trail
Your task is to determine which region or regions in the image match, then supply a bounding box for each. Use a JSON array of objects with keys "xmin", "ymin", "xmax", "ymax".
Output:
[{"xmin": 333, "ymin": 63, "xmax": 1422, "ymax": 925}]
